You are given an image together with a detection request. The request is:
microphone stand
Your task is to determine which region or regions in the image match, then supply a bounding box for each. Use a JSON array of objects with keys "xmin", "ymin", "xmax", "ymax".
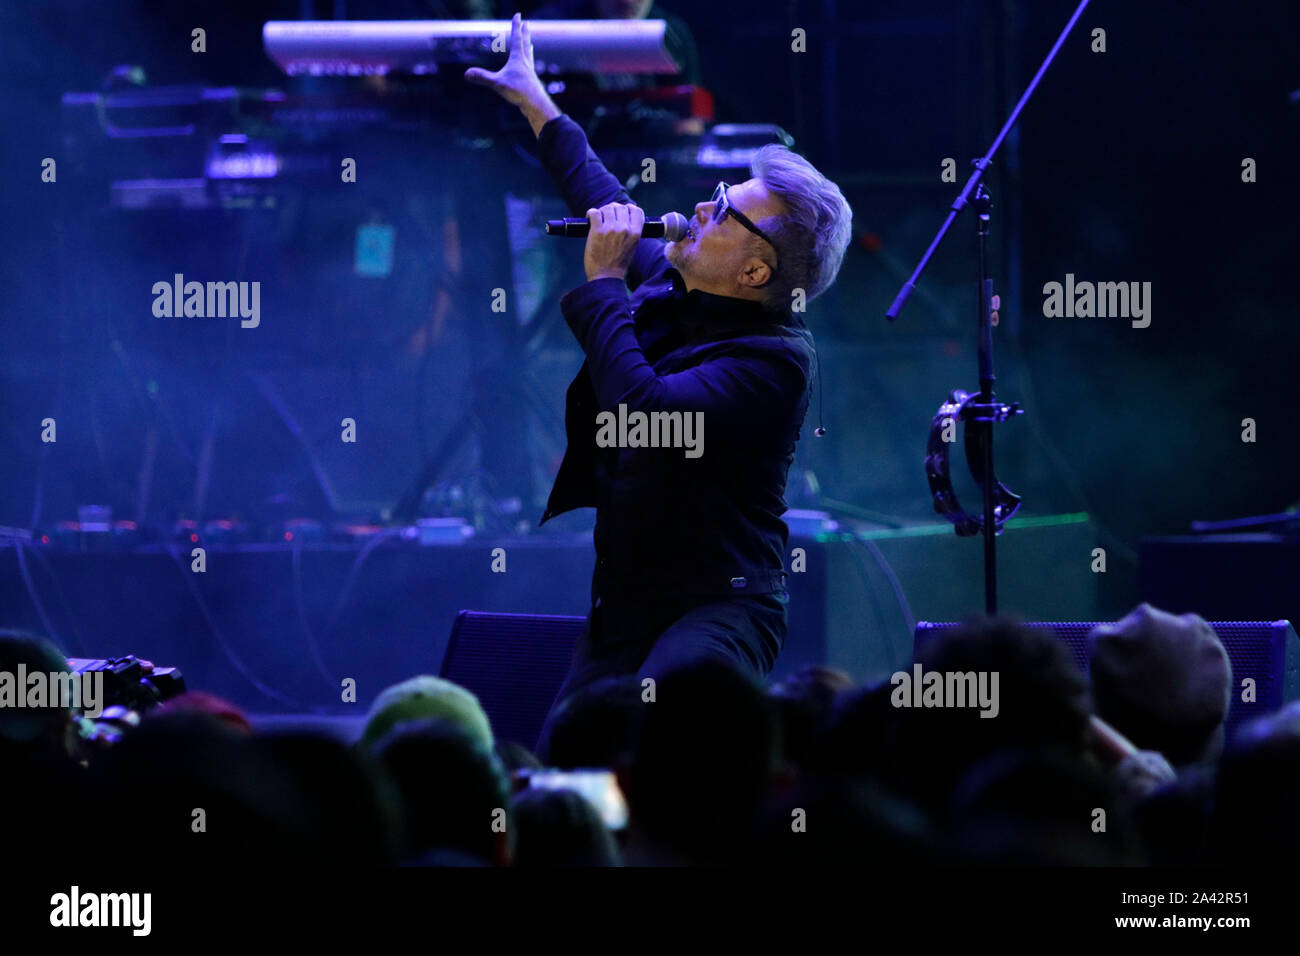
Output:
[{"xmin": 885, "ymin": 0, "xmax": 1092, "ymax": 614}]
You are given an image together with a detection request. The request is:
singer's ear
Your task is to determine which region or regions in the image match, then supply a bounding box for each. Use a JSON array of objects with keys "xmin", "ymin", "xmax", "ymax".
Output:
[{"xmin": 739, "ymin": 258, "xmax": 774, "ymax": 289}]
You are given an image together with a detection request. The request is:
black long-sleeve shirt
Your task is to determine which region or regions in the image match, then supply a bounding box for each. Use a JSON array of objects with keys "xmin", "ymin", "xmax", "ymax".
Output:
[{"xmin": 536, "ymin": 114, "xmax": 814, "ymax": 600}]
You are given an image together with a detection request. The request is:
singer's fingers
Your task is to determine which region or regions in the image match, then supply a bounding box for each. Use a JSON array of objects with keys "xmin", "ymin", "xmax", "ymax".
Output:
[
  {"xmin": 521, "ymin": 19, "xmax": 534, "ymax": 66},
  {"xmin": 628, "ymin": 204, "xmax": 645, "ymax": 232},
  {"xmin": 617, "ymin": 204, "xmax": 640, "ymax": 235},
  {"xmin": 509, "ymin": 12, "xmax": 522, "ymax": 53},
  {"xmin": 464, "ymin": 66, "xmax": 495, "ymax": 87},
  {"xmin": 586, "ymin": 207, "xmax": 601, "ymax": 227}
]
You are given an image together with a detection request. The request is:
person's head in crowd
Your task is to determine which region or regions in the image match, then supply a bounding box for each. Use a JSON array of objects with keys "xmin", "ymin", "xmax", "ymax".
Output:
[
  {"xmin": 253, "ymin": 732, "xmax": 399, "ymax": 865},
  {"xmin": 889, "ymin": 616, "xmax": 1091, "ymax": 819},
  {"xmin": 89, "ymin": 710, "xmax": 310, "ymax": 866},
  {"xmin": 768, "ymin": 665, "xmax": 854, "ymax": 769},
  {"xmin": 157, "ymin": 690, "xmax": 253, "ymax": 735},
  {"xmin": 808, "ymin": 678, "xmax": 897, "ymax": 779},
  {"xmin": 1130, "ymin": 765, "xmax": 1216, "ymax": 866},
  {"xmin": 0, "ymin": 630, "xmax": 85, "ymax": 861},
  {"xmin": 0, "ymin": 630, "xmax": 80, "ymax": 768},
  {"xmin": 541, "ymin": 675, "xmax": 644, "ymax": 769},
  {"xmin": 1088, "ymin": 603, "xmax": 1232, "ymax": 768},
  {"xmin": 495, "ymin": 739, "xmax": 543, "ymax": 774},
  {"xmin": 1213, "ymin": 700, "xmax": 1300, "ymax": 865},
  {"xmin": 358, "ymin": 675, "xmax": 494, "ymax": 754},
  {"xmin": 511, "ymin": 786, "xmax": 622, "ymax": 866},
  {"xmin": 620, "ymin": 659, "xmax": 779, "ymax": 865},
  {"xmin": 758, "ymin": 775, "xmax": 937, "ymax": 866},
  {"xmin": 372, "ymin": 718, "xmax": 514, "ymax": 866},
  {"xmin": 947, "ymin": 748, "xmax": 1147, "ymax": 865}
]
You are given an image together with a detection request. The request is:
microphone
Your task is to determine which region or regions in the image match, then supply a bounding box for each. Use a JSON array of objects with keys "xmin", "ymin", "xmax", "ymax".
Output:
[{"xmin": 546, "ymin": 211, "xmax": 688, "ymax": 241}]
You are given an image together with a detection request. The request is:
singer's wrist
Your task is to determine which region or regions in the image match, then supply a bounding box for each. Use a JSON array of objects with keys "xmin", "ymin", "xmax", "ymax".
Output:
[
  {"xmin": 522, "ymin": 94, "xmax": 562, "ymax": 138},
  {"xmin": 585, "ymin": 268, "xmax": 627, "ymax": 283}
]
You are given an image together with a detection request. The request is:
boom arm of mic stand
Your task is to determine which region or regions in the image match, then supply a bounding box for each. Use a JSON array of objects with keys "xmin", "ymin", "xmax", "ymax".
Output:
[
  {"xmin": 885, "ymin": 0, "xmax": 1093, "ymax": 323},
  {"xmin": 882, "ymin": 0, "xmax": 1092, "ymax": 616},
  {"xmin": 885, "ymin": 168, "xmax": 987, "ymax": 322}
]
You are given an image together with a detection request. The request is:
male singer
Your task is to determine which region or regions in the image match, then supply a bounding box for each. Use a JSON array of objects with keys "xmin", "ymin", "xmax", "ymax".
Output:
[{"xmin": 465, "ymin": 15, "xmax": 852, "ymax": 758}]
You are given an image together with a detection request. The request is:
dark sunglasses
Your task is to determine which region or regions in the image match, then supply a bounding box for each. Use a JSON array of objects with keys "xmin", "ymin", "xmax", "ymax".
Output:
[{"xmin": 710, "ymin": 182, "xmax": 778, "ymax": 274}]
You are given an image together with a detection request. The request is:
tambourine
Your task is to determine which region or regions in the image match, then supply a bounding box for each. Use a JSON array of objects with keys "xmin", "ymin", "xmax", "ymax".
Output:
[{"xmin": 925, "ymin": 389, "xmax": 1023, "ymax": 537}]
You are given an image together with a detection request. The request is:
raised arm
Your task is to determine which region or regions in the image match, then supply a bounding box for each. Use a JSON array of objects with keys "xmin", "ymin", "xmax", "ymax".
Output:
[
  {"xmin": 464, "ymin": 14, "xmax": 562, "ymax": 139},
  {"xmin": 465, "ymin": 13, "xmax": 666, "ymax": 289}
]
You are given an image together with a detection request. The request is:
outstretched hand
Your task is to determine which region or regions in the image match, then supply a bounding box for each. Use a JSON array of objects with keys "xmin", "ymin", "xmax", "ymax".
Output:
[{"xmin": 464, "ymin": 13, "xmax": 547, "ymax": 109}]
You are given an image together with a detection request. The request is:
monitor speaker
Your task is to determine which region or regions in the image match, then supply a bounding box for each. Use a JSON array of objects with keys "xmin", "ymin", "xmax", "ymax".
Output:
[{"xmin": 440, "ymin": 610, "xmax": 586, "ymax": 749}]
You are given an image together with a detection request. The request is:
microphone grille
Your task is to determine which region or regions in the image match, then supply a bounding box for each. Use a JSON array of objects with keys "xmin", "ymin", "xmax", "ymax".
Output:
[{"xmin": 661, "ymin": 211, "xmax": 688, "ymax": 242}]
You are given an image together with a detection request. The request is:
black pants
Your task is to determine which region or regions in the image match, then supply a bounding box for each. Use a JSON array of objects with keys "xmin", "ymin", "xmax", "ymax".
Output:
[{"xmin": 532, "ymin": 588, "xmax": 788, "ymax": 761}]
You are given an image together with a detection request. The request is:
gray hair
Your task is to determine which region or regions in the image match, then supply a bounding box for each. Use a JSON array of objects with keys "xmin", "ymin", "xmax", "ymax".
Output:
[{"xmin": 748, "ymin": 145, "xmax": 853, "ymax": 313}]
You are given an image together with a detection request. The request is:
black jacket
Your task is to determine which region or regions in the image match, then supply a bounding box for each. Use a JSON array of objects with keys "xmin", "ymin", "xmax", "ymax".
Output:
[{"xmin": 536, "ymin": 114, "xmax": 815, "ymax": 599}]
